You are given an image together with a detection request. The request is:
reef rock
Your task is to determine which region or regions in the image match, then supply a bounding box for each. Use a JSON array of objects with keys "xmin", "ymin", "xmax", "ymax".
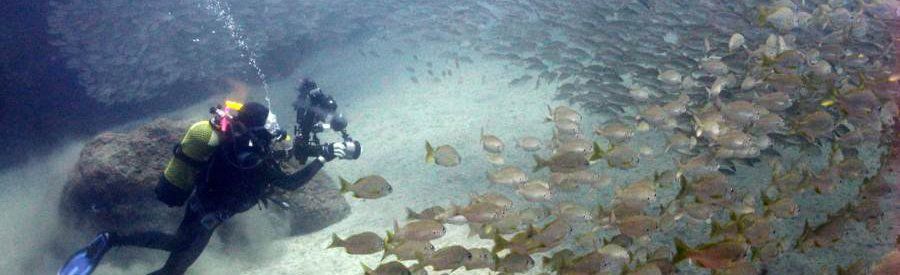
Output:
[
  {"xmin": 59, "ymin": 118, "xmax": 349, "ymax": 241},
  {"xmin": 272, "ymin": 159, "xmax": 351, "ymax": 235},
  {"xmin": 47, "ymin": 0, "xmax": 388, "ymax": 104}
]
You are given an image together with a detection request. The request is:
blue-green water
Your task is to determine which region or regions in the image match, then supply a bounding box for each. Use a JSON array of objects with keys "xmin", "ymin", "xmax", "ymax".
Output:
[{"xmin": 2, "ymin": 1, "xmax": 899, "ymax": 274}]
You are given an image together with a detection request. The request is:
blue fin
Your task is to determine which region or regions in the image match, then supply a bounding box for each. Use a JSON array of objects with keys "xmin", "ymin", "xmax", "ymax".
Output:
[{"xmin": 58, "ymin": 233, "xmax": 112, "ymax": 275}]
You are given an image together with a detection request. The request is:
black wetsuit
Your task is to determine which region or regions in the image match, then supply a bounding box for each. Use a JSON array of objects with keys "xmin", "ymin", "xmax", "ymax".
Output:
[{"xmin": 110, "ymin": 144, "xmax": 324, "ymax": 275}]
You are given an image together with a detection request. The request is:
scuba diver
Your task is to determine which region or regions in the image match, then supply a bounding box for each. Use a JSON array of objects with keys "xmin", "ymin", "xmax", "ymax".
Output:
[{"xmin": 60, "ymin": 78, "xmax": 360, "ymax": 275}]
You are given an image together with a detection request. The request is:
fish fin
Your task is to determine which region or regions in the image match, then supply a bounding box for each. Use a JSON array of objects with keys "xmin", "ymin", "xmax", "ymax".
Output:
[
  {"xmin": 532, "ymin": 154, "xmax": 547, "ymax": 172},
  {"xmin": 673, "ymin": 238, "xmax": 692, "ymax": 264},
  {"xmin": 484, "ymin": 224, "xmax": 496, "ymax": 236},
  {"xmin": 673, "ymin": 157, "xmax": 685, "ymax": 178},
  {"xmin": 450, "ymin": 204, "xmax": 462, "ymax": 217},
  {"xmin": 468, "ymin": 192, "xmax": 480, "ymax": 202},
  {"xmin": 526, "ymin": 223, "xmax": 539, "ymax": 237},
  {"xmin": 719, "ymin": 160, "xmax": 737, "ymax": 175},
  {"xmin": 710, "ymin": 220, "xmax": 722, "ymax": 237},
  {"xmin": 327, "ymin": 233, "xmax": 343, "ymax": 249},
  {"xmin": 795, "ymin": 220, "xmax": 812, "ymax": 251},
  {"xmin": 590, "ymin": 141, "xmax": 605, "ymax": 161},
  {"xmin": 391, "ymin": 220, "xmax": 400, "ymax": 239},
  {"xmin": 339, "ymin": 177, "xmax": 351, "ymax": 194},
  {"xmin": 718, "ymin": 166, "xmax": 736, "ymax": 175},
  {"xmin": 491, "ymin": 233, "xmax": 508, "ymax": 254},
  {"xmin": 750, "ymin": 246, "xmax": 762, "ymax": 262},
  {"xmin": 406, "ymin": 207, "xmax": 419, "ymax": 220},
  {"xmin": 545, "ymin": 105, "xmax": 553, "ymax": 122},
  {"xmin": 541, "ymin": 255, "xmax": 553, "ymax": 269},
  {"xmin": 384, "ymin": 229, "xmax": 396, "ymax": 246},
  {"xmin": 760, "ymin": 190, "xmax": 773, "ymax": 206},
  {"xmin": 675, "ymin": 175, "xmax": 689, "ymax": 201},
  {"xmin": 690, "ymin": 114, "xmax": 704, "ymax": 137},
  {"xmin": 425, "ymin": 141, "xmax": 435, "ymax": 163},
  {"xmin": 594, "ymin": 203, "xmax": 607, "ymax": 225}
]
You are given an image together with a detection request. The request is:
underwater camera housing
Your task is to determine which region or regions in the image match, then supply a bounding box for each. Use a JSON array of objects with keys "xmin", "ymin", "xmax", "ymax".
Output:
[{"xmin": 292, "ymin": 79, "xmax": 361, "ymax": 164}]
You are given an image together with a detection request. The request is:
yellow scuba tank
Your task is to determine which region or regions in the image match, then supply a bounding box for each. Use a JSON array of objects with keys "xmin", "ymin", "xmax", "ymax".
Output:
[
  {"xmin": 163, "ymin": 121, "xmax": 219, "ymax": 191},
  {"xmin": 166, "ymin": 100, "xmax": 243, "ymax": 188}
]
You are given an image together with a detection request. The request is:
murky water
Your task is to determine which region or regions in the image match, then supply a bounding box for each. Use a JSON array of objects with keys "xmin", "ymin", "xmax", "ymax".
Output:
[{"xmin": 7, "ymin": 1, "xmax": 900, "ymax": 274}]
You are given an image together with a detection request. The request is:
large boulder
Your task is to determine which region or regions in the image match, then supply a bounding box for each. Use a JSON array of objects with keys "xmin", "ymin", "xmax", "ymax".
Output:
[
  {"xmin": 275, "ymin": 159, "xmax": 352, "ymax": 235},
  {"xmin": 58, "ymin": 118, "xmax": 350, "ymax": 241},
  {"xmin": 214, "ymin": 163, "xmax": 350, "ymax": 247}
]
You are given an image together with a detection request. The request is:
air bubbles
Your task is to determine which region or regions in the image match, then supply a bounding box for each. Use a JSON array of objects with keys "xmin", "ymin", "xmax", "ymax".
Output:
[{"xmin": 46, "ymin": 0, "xmax": 388, "ymax": 104}]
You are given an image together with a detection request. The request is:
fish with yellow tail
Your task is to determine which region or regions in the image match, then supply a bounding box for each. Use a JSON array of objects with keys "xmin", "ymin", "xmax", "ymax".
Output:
[
  {"xmin": 425, "ymin": 141, "xmax": 461, "ymax": 167},
  {"xmin": 674, "ymin": 237, "xmax": 749, "ymax": 269},
  {"xmin": 338, "ymin": 175, "xmax": 392, "ymax": 199}
]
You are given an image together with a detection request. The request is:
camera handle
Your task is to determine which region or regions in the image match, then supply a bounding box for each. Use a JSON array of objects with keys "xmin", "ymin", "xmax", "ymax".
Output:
[{"xmin": 340, "ymin": 130, "xmax": 352, "ymax": 141}]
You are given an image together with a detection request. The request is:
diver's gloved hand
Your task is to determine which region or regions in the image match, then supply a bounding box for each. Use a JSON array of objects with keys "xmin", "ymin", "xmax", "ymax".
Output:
[
  {"xmin": 318, "ymin": 142, "xmax": 347, "ymax": 162},
  {"xmin": 332, "ymin": 142, "xmax": 348, "ymax": 159}
]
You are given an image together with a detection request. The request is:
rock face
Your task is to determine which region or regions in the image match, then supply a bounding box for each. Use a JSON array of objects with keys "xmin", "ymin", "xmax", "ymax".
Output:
[
  {"xmin": 46, "ymin": 0, "xmax": 390, "ymax": 104},
  {"xmin": 275, "ymin": 160, "xmax": 351, "ymax": 235},
  {"xmin": 59, "ymin": 118, "xmax": 349, "ymax": 241}
]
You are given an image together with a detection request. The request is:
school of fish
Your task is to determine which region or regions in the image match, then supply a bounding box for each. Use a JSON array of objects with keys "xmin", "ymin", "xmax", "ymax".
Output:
[{"xmin": 325, "ymin": 0, "xmax": 900, "ymax": 274}]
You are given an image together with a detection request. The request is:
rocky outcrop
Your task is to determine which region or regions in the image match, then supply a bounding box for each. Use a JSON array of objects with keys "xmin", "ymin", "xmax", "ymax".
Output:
[
  {"xmin": 46, "ymin": 0, "xmax": 391, "ymax": 104},
  {"xmin": 274, "ymin": 159, "xmax": 351, "ymax": 235},
  {"xmin": 58, "ymin": 118, "xmax": 349, "ymax": 241}
]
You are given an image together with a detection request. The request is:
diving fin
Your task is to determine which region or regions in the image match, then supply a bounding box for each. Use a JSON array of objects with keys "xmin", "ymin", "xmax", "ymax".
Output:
[{"xmin": 58, "ymin": 232, "xmax": 113, "ymax": 275}]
